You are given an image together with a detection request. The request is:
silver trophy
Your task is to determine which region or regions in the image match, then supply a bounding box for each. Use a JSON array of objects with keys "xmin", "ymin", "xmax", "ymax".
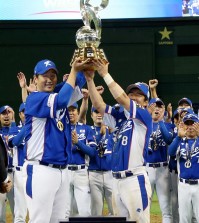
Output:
[{"xmin": 70, "ymin": 0, "xmax": 109, "ymax": 67}]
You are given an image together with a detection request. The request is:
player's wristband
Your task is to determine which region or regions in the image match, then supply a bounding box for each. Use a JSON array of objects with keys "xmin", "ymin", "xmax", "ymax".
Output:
[
  {"xmin": 103, "ymin": 73, "xmax": 114, "ymax": 86},
  {"xmin": 109, "ymin": 83, "xmax": 125, "ymax": 99}
]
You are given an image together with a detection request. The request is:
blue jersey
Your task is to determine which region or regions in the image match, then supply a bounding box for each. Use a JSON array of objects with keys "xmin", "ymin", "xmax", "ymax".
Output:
[
  {"xmin": 177, "ymin": 137, "xmax": 199, "ymax": 179},
  {"xmin": 146, "ymin": 122, "xmax": 173, "ymax": 163},
  {"xmin": 8, "ymin": 124, "xmax": 25, "ymax": 167},
  {"xmin": 103, "ymin": 104, "xmax": 127, "ymax": 156},
  {"xmin": 103, "ymin": 100, "xmax": 152, "ymax": 172},
  {"xmin": 89, "ymin": 126, "xmax": 111, "ymax": 171},
  {"xmin": 69, "ymin": 122, "xmax": 97, "ymax": 165},
  {"xmin": 24, "ymin": 91, "xmax": 72, "ymax": 165}
]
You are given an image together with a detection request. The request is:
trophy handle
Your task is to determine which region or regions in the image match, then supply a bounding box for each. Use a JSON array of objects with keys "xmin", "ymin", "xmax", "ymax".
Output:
[{"xmin": 80, "ymin": 0, "xmax": 109, "ymax": 39}]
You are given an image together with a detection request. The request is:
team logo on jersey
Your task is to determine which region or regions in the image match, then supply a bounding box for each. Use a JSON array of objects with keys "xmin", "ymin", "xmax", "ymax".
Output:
[
  {"xmin": 180, "ymin": 146, "xmax": 199, "ymax": 159},
  {"xmin": 150, "ymin": 129, "xmax": 166, "ymax": 150},
  {"xmin": 78, "ymin": 133, "xmax": 86, "ymax": 140},
  {"xmin": 119, "ymin": 120, "xmax": 133, "ymax": 134}
]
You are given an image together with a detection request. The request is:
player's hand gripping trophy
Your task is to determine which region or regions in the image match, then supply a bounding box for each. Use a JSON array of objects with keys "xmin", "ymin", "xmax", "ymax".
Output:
[{"xmin": 70, "ymin": 0, "xmax": 109, "ymax": 68}]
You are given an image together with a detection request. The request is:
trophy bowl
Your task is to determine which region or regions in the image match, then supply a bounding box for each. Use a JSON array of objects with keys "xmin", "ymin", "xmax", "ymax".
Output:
[{"xmin": 76, "ymin": 26, "xmax": 100, "ymax": 48}]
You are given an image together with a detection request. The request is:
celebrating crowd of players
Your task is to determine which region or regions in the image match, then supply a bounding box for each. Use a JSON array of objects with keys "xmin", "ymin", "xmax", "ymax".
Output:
[{"xmin": 0, "ymin": 58, "xmax": 199, "ymax": 223}]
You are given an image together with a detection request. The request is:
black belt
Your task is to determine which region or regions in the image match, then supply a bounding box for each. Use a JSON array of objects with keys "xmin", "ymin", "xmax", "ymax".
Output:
[
  {"xmin": 180, "ymin": 178, "xmax": 199, "ymax": 185},
  {"xmin": 112, "ymin": 171, "xmax": 133, "ymax": 179},
  {"xmin": 88, "ymin": 169, "xmax": 109, "ymax": 172},
  {"xmin": 16, "ymin": 166, "xmax": 22, "ymax": 171},
  {"xmin": 40, "ymin": 161, "xmax": 67, "ymax": 170},
  {"xmin": 8, "ymin": 168, "xmax": 13, "ymax": 173},
  {"xmin": 68, "ymin": 165, "xmax": 85, "ymax": 171},
  {"xmin": 148, "ymin": 162, "xmax": 168, "ymax": 168}
]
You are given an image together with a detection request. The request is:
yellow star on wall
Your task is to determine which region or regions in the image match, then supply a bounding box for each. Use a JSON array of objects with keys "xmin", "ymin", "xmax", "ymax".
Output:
[{"xmin": 159, "ymin": 27, "xmax": 173, "ymax": 40}]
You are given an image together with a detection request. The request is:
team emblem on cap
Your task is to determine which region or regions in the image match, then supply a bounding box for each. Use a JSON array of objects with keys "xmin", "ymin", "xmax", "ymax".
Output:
[{"xmin": 44, "ymin": 61, "xmax": 52, "ymax": 67}]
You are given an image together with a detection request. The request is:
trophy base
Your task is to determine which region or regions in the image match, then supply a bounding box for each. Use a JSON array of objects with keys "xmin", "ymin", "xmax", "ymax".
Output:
[{"xmin": 70, "ymin": 46, "xmax": 108, "ymax": 69}]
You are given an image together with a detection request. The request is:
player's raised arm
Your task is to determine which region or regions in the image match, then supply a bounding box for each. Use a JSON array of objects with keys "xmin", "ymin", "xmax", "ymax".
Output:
[
  {"xmin": 84, "ymin": 69, "xmax": 106, "ymax": 115},
  {"xmin": 92, "ymin": 59, "xmax": 130, "ymax": 112},
  {"xmin": 66, "ymin": 58, "xmax": 90, "ymax": 88},
  {"xmin": 17, "ymin": 72, "xmax": 28, "ymax": 102},
  {"xmin": 78, "ymin": 88, "xmax": 89, "ymax": 124},
  {"xmin": 149, "ymin": 79, "xmax": 158, "ymax": 99}
]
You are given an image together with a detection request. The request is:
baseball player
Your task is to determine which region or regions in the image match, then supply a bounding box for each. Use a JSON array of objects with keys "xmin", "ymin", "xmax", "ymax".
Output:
[
  {"xmin": 8, "ymin": 102, "xmax": 28, "ymax": 223},
  {"xmin": 169, "ymin": 106, "xmax": 195, "ymax": 223},
  {"xmin": 168, "ymin": 113, "xmax": 199, "ymax": 223},
  {"xmin": 65, "ymin": 102, "xmax": 97, "ymax": 218},
  {"xmin": 0, "ymin": 105, "xmax": 15, "ymax": 223},
  {"xmin": 84, "ymin": 59, "xmax": 152, "ymax": 223},
  {"xmin": 178, "ymin": 97, "xmax": 192, "ymax": 109},
  {"xmin": 23, "ymin": 58, "xmax": 91, "ymax": 223},
  {"xmin": 89, "ymin": 106, "xmax": 113, "ymax": 216},
  {"xmin": 146, "ymin": 98, "xmax": 173, "ymax": 223}
]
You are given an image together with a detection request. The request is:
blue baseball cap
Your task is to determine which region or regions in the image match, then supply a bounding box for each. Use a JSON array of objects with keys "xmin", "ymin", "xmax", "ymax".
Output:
[
  {"xmin": 126, "ymin": 82, "xmax": 150, "ymax": 99},
  {"xmin": 34, "ymin": 59, "xmax": 58, "ymax": 75},
  {"xmin": 0, "ymin": 105, "xmax": 11, "ymax": 114},
  {"xmin": 19, "ymin": 103, "xmax": 26, "ymax": 112},
  {"xmin": 183, "ymin": 114, "xmax": 199, "ymax": 123},
  {"xmin": 68, "ymin": 102, "xmax": 78, "ymax": 109},
  {"xmin": 179, "ymin": 107, "xmax": 194, "ymax": 115},
  {"xmin": 172, "ymin": 108, "xmax": 194, "ymax": 121},
  {"xmin": 149, "ymin": 98, "xmax": 164, "ymax": 106},
  {"xmin": 178, "ymin": 97, "xmax": 192, "ymax": 107}
]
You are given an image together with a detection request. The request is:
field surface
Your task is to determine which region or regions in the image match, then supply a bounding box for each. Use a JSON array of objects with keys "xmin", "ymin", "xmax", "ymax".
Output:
[{"xmin": 6, "ymin": 192, "xmax": 162, "ymax": 222}]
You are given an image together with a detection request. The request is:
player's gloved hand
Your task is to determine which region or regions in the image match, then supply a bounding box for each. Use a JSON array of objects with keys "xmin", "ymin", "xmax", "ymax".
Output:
[{"xmin": 0, "ymin": 177, "xmax": 12, "ymax": 194}]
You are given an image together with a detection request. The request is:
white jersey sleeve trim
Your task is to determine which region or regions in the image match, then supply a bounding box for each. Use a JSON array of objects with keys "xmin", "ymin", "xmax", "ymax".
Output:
[
  {"xmin": 47, "ymin": 93, "xmax": 57, "ymax": 118},
  {"xmin": 68, "ymin": 86, "xmax": 83, "ymax": 107},
  {"xmin": 124, "ymin": 100, "xmax": 136, "ymax": 119},
  {"xmin": 132, "ymin": 101, "xmax": 136, "ymax": 118}
]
